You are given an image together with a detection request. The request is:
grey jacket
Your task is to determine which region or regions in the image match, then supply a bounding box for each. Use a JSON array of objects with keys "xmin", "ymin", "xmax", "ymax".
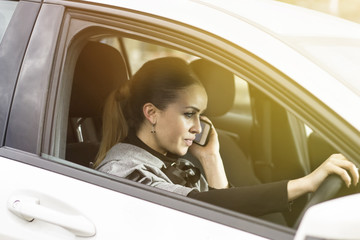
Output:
[{"xmin": 97, "ymin": 143, "xmax": 208, "ymax": 196}]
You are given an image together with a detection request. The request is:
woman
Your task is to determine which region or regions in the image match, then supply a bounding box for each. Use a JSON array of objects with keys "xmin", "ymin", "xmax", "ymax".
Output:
[{"xmin": 94, "ymin": 57, "xmax": 358, "ymax": 216}]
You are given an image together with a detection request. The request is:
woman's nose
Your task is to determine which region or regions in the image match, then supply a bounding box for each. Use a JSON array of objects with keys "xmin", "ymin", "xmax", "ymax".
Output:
[{"xmin": 191, "ymin": 119, "xmax": 202, "ymax": 134}]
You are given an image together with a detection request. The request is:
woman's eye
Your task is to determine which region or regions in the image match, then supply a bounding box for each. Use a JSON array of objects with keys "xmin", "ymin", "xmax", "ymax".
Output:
[{"xmin": 184, "ymin": 112, "xmax": 194, "ymax": 118}]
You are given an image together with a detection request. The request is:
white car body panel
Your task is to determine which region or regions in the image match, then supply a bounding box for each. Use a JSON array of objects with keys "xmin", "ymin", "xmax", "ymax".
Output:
[
  {"xmin": 0, "ymin": 156, "xmax": 266, "ymax": 240},
  {"xmin": 295, "ymin": 193, "xmax": 360, "ymax": 240}
]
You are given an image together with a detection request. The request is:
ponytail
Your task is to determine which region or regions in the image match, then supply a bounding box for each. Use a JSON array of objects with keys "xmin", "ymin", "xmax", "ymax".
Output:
[{"xmin": 93, "ymin": 84, "xmax": 130, "ymax": 168}]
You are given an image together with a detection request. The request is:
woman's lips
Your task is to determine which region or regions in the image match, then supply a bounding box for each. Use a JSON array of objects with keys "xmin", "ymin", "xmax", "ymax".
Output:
[{"xmin": 185, "ymin": 139, "xmax": 194, "ymax": 146}]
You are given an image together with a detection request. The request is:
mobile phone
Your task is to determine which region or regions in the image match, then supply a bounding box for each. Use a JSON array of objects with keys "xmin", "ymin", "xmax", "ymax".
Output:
[{"xmin": 194, "ymin": 119, "xmax": 212, "ymax": 146}]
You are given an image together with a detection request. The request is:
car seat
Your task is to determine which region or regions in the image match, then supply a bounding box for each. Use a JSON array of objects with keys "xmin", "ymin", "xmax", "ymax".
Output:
[
  {"xmin": 189, "ymin": 59, "xmax": 261, "ymax": 187},
  {"xmin": 66, "ymin": 41, "xmax": 128, "ymax": 167},
  {"xmin": 190, "ymin": 59, "xmax": 287, "ymax": 225}
]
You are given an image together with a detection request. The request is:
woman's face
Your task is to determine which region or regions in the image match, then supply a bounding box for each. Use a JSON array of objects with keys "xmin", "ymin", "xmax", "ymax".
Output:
[{"xmin": 153, "ymin": 84, "xmax": 208, "ymax": 156}]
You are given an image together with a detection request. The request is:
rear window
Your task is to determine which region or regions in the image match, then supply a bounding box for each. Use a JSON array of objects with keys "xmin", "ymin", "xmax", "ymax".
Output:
[{"xmin": 0, "ymin": 1, "xmax": 18, "ymax": 43}]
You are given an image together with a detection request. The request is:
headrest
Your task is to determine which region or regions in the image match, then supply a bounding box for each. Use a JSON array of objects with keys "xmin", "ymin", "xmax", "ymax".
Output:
[
  {"xmin": 69, "ymin": 41, "xmax": 128, "ymax": 118},
  {"xmin": 190, "ymin": 59, "xmax": 235, "ymax": 117}
]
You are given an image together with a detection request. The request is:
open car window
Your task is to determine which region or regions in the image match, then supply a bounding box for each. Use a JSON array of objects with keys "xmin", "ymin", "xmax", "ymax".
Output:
[{"xmin": 48, "ymin": 29, "xmax": 302, "ymax": 228}]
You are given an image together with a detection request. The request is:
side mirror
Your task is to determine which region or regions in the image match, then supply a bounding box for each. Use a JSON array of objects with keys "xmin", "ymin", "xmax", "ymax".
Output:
[{"xmin": 294, "ymin": 193, "xmax": 360, "ymax": 240}]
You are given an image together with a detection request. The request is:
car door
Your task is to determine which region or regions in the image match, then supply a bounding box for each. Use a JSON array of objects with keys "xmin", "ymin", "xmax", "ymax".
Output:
[{"xmin": 0, "ymin": 1, "xmax": 293, "ymax": 239}]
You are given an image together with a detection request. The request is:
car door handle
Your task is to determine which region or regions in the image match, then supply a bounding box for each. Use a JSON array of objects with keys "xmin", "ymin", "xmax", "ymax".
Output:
[{"xmin": 7, "ymin": 195, "xmax": 96, "ymax": 237}]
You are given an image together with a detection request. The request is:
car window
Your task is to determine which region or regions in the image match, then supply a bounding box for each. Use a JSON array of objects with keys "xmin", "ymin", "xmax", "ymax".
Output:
[
  {"xmin": 49, "ymin": 26, "xmax": 297, "ymax": 228},
  {"xmin": 0, "ymin": 1, "xmax": 18, "ymax": 44},
  {"xmin": 60, "ymin": 35, "xmax": 256, "ymax": 171}
]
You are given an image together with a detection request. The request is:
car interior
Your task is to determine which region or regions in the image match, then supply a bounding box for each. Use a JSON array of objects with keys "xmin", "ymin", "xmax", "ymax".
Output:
[
  {"xmin": 63, "ymin": 35, "xmax": 348, "ymax": 229},
  {"xmin": 66, "ymin": 41, "xmax": 128, "ymax": 167}
]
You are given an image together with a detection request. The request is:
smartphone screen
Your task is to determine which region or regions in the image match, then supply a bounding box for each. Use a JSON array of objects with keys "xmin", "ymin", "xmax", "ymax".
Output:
[{"xmin": 194, "ymin": 119, "xmax": 211, "ymax": 146}]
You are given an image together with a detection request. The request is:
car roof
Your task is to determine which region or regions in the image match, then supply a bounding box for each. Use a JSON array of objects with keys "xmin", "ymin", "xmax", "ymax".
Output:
[{"xmin": 57, "ymin": 0, "xmax": 360, "ymax": 131}]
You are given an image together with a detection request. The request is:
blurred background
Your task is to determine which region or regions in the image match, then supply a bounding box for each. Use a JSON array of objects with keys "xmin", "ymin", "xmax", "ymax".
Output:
[{"xmin": 277, "ymin": 0, "xmax": 360, "ymax": 23}]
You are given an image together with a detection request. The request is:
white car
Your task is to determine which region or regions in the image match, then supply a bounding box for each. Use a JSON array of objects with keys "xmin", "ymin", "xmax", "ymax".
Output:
[{"xmin": 1, "ymin": 0, "xmax": 360, "ymax": 239}]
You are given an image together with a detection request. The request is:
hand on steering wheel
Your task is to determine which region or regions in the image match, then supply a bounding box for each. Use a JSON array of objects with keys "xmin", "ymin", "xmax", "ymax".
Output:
[
  {"xmin": 307, "ymin": 154, "xmax": 359, "ymax": 192},
  {"xmin": 292, "ymin": 154, "xmax": 359, "ymax": 228}
]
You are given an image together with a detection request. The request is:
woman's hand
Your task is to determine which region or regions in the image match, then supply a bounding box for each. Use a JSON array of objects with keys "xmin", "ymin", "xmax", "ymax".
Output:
[
  {"xmin": 307, "ymin": 154, "xmax": 358, "ymax": 190},
  {"xmin": 288, "ymin": 154, "xmax": 359, "ymax": 201},
  {"xmin": 189, "ymin": 117, "xmax": 229, "ymax": 189}
]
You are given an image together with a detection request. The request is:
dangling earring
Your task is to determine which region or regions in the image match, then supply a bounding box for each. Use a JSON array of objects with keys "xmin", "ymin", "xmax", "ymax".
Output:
[{"xmin": 151, "ymin": 123, "xmax": 156, "ymax": 134}]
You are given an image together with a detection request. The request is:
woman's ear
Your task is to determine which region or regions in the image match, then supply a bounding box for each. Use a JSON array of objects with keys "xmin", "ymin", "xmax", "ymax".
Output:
[{"xmin": 143, "ymin": 103, "xmax": 158, "ymax": 125}]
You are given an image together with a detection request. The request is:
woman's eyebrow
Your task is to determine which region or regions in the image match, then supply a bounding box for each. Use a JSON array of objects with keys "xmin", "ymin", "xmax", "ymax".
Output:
[
  {"xmin": 185, "ymin": 106, "xmax": 207, "ymax": 114},
  {"xmin": 185, "ymin": 106, "xmax": 200, "ymax": 112}
]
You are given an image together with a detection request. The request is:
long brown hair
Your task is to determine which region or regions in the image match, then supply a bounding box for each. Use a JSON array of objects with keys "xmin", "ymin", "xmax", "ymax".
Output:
[{"xmin": 93, "ymin": 57, "xmax": 202, "ymax": 168}]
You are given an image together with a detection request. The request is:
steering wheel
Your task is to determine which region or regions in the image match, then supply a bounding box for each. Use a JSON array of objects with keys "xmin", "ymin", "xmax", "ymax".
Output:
[{"xmin": 293, "ymin": 174, "xmax": 344, "ymax": 229}]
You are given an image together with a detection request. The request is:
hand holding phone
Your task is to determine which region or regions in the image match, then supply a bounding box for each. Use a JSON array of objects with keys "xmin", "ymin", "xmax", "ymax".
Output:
[{"xmin": 194, "ymin": 119, "xmax": 212, "ymax": 146}]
